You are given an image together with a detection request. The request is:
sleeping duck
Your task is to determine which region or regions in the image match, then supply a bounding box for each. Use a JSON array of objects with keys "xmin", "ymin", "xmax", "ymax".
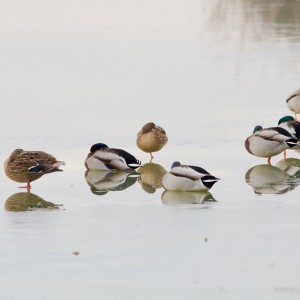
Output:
[
  {"xmin": 85, "ymin": 143, "xmax": 141, "ymax": 171},
  {"xmin": 162, "ymin": 161, "xmax": 219, "ymax": 191}
]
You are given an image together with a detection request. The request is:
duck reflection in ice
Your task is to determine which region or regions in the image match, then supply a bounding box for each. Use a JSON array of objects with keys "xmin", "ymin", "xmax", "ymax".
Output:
[
  {"xmin": 275, "ymin": 158, "xmax": 300, "ymax": 176},
  {"xmin": 245, "ymin": 160, "xmax": 300, "ymax": 195},
  {"xmin": 5, "ymin": 192, "xmax": 62, "ymax": 212},
  {"xmin": 161, "ymin": 190, "xmax": 216, "ymax": 206},
  {"xmin": 136, "ymin": 162, "xmax": 167, "ymax": 193},
  {"xmin": 85, "ymin": 170, "xmax": 140, "ymax": 195}
]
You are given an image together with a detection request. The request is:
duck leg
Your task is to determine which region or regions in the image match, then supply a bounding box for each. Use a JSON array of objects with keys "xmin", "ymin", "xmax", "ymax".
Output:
[
  {"xmin": 267, "ymin": 157, "xmax": 271, "ymax": 165},
  {"xmin": 284, "ymin": 150, "xmax": 287, "ymax": 161},
  {"xmin": 150, "ymin": 153, "xmax": 154, "ymax": 162},
  {"xmin": 19, "ymin": 182, "xmax": 31, "ymax": 192}
]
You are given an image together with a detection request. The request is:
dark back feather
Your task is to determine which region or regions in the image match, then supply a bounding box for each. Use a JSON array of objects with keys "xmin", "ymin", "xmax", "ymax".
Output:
[
  {"xmin": 270, "ymin": 127, "xmax": 294, "ymax": 138},
  {"xmin": 188, "ymin": 165, "xmax": 210, "ymax": 175},
  {"xmin": 108, "ymin": 148, "xmax": 141, "ymax": 165},
  {"xmin": 291, "ymin": 121, "xmax": 300, "ymax": 139}
]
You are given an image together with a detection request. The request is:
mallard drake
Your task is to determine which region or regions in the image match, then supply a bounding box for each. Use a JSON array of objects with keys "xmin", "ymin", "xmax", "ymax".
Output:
[
  {"xmin": 162, "ymin": 161, "xmax": 219, "ymax": 191},
  {"xmin": 277, "ymin": 116, "xmax": 300, "ymax": 139},
  {"xmin": 4, "ymin": 149, "xmax": 65, "ymax": 190},
  {"xmin": 286, "ymin": 88, "xmax": 300, "ymax": 121},
  {"xmin": 245, "ymin": 125, "xmax": 298, "ymax": 164},
  {"xmin": 136, "ymin": 122, "xmax": 168, "ymax": 160},
  {"xmin": 85, "ymin": 143, "xmax": 141, "ymax": 171},
  {"xmin": 277, "ymin": 116, "xmax": 300, "ymax": 159}
]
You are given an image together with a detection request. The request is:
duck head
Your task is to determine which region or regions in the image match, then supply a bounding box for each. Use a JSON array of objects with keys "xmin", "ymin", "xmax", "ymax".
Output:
[
  {"xmin": 278, "ymin": 115, "xmax": 295, "ymax": 125},
  {"xmin": 253, "ymin": 125, "xmax": 263, "ymax": 134},
  {"xmin": 171, "ymin": 161, "xmax": 181, "ymax": 168},
  {"xmin": 90, "ymin": 143, "xmax": 108, "ymax": 154}
]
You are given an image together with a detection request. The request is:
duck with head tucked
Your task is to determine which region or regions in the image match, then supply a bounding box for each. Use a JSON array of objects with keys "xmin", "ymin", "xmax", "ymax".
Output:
[
  {"xmin": 4, "ymin": 149, "xmax": 65, "ymax": 190},
  {"xmin": 277, "ymin": 115, "xmax": 300, "ymax": 139},
  {"xmin": 162, "ymin": 161, "xmax": 219, "ymax": 192},
  {"xmin": 136, "ymin": 122, "xmax": 168, "ymax": 161},
  {"xmin": 277, "ymin": 115, "xmax": 300, "ymax": 159},
  {"xmin": 85, "ymin": 143, "xmax": 141, "ymax": 171},
  {"xmin": 245, "ymin": 125, "xmax": 298, "ymax": 164}
]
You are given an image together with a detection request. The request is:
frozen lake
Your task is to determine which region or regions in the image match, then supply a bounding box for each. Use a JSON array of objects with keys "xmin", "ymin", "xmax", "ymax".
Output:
[{"xmin": 1, "ymin": 0, "xmax": 300, "ymax": 299}]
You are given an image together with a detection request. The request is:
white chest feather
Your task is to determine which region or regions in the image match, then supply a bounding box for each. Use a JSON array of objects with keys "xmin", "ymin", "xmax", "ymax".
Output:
[
  {"xmin": 85, "ymin": 156, "xmax": 111, "ymax": 170},
  {"xmin": 162, "ymin": 173, "xmax": 208, "ymax": 191},
  {"xmin": 249, "ymin": 135, "xmax": 287, "ymax": 157},
  {"xmin": 92, "ymin": 151, "xmax": 129, "ymax": 170}
]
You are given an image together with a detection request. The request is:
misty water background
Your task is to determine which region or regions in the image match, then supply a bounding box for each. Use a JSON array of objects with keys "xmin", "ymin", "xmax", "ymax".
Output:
[{"xmin": 1, "ymin": 0, "xmax": 300, "ymax": 299}]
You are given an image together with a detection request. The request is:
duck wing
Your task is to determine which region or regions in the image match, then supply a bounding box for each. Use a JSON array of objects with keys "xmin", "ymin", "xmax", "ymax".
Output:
[
  {"xmin": 19, "ymin": 151, "xmax": 57, "ymax": 162},
  {"xmin": 108, "ymin": 148, "xmax": 141, "ymax": 165},
  {"xmin": 188, "ymin": 165, "xmax": 210, "ymax": 175},
  {"xmin": 256, "ymin": 127, "xmax": 293, "ymax": 142},
  {"xmin": 169, "ymin": 166, "xmax": 203, "ymax": 181},
  {"xmin": 93, "ymin": 149, "xmax": 140, "ymax": 169},
  {"xmin": 28, "ymin": 160, "xmax": 64, "ymax": 173},
  {"xmin": 19, "ymin": 151, "xmax": 64, "ymax": 173},
  {"xmin": 291, "ymin": 121, "xmax": 300, "ymax": 139}
]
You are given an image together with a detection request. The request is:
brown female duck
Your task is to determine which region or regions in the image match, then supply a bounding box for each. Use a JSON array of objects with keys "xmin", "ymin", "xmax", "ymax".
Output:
[
  {"xmin": 4, "ymin": 149, "xmax": 65, "ymax": 190},
  {"xmin": 136, "ymin": 122, "xmax": 168, "ymax": 160}
]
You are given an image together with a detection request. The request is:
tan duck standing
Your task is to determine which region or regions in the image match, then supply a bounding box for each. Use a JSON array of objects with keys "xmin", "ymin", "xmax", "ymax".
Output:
[
  {"xmin": 4, "ymin": 149, "xmax": 65, "ymax": 190},
  {"xmin": 136, "ymin": 122, "xmax": 168, "ymax": 160}
]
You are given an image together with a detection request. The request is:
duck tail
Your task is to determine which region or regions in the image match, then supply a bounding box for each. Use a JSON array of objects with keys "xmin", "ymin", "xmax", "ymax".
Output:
[
  {"xmin": 51, "ymin": 161, "xmax": 65, "ymax": 172},
  {"xmin": 286, "ymin": 138, "xmax": 298, "ymax": 148},
  {"xmin": 201, "ymin": 175, "xmax": 220, "ymax": 189},
  {"xmin": 40, "ymin": 161, "xmax": 66, "ymax": 173},
  {"xmin": 127, "ymin": 162, "xmax": 141, "ymax": 169}
]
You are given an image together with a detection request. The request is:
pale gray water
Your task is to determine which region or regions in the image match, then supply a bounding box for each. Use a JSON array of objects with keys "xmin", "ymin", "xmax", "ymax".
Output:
[{"xmin": 1, "ymin": 1, "xmax": 300, "ymax": 299}]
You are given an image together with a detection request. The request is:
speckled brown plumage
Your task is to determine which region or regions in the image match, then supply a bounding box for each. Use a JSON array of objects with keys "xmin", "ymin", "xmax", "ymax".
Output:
[
  {"xmin": 136, "ymin": 122, "xmax": 168, "ymax": 155},
  {"xmin": 4, "ymin": 149, "xmax": 65, "ymax": 186}
]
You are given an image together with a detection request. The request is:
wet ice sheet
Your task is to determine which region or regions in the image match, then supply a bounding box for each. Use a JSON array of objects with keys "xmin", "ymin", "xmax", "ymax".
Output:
[{"xmin": 1, "ymin": 0, "xmax": 300, "ymax": 299}]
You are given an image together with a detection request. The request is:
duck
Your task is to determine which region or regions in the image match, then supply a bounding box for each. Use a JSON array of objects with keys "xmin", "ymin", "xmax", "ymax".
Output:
[
  {"xmin": 245, "ymin": 125, "xmax": 298, "ymax": 164},
  {"xmin": 162, "ymin": 161, "xmax": 219, "ymax": 191},
  {"xmin": 4, "ymin": 149, "xmax": 65, "ymax": 190},
  {"xmin": 85, "ymin": 143, "xmax": 141, "ymax": 171},
  {"xmin": 286, "ymin": 88, "xmax": 300, "ymax": 121},
  {"xmin": 136, "ymin": 122, "xmax": 168, "ymax": 160},
  {"xmin": 277, "ymin": 115, "xmax": 300, "ymax": 159},
  {"xmin": 277, "ymin": 116, "xmax": 300, "ymax": 139}
]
